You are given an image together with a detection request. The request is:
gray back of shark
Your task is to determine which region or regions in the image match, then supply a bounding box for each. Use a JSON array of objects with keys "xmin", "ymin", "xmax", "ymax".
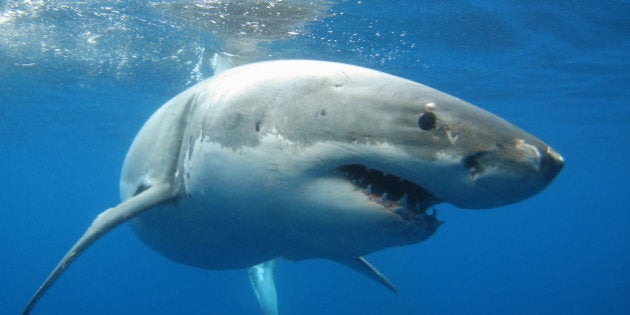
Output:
[{"xmin": 23, "ymin": 60, "xmax": 563, "ymax": 315}]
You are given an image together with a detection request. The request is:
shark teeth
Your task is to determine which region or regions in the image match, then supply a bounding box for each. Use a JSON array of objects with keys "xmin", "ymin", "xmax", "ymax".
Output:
[
  {"xmin": 338, "ymin": 164, "xmax": 441, "ymax": 224},
  {"xmin": 399, "ymin": 194, "xmax": 409, "ymax": 207},
  {"xmin": 365, "ymin": 184, "xmax": 373, "ymax": 195}
]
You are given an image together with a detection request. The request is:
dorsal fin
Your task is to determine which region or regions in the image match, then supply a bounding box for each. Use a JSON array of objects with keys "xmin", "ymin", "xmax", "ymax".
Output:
[
  {"xmin": 211, "ymin": 52, "xmax": 236, "ymax": 75},
  {"xmin": 337, "ymin": 256, "xmax": 397, "ymax": 293},
  {"xmin": 22, "ymin": 182, "xmax": 177, "ymax": 315}
]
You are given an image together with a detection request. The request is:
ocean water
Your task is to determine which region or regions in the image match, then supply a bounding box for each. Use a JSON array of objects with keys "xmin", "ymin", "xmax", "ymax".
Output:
[{"xmin": 1, "ymin": 1, "xmax": 628, "ymax": 314}]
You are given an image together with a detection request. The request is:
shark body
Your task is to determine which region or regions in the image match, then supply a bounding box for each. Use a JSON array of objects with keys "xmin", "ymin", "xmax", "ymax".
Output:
[{"xmin": 23, "ymin": 60, "xmax": 563, "ymax": 314}]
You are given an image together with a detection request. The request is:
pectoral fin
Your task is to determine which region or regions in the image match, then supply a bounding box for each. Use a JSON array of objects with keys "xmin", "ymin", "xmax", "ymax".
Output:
[
  {"xmin": 22, "ymin": 182, "xmax": 177, "ymax": 315},
  {"xmin": 337, "ymin": 256, "xmax": 397, "ymax": 293}
]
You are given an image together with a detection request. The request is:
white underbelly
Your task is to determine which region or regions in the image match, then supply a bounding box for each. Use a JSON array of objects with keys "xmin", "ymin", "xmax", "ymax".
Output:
[{"xmin": 128, "ymin": 188, "xmax": 426, "ymax": 269}]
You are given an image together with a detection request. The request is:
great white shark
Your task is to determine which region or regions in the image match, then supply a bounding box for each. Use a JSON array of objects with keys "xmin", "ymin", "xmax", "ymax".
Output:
[{"xmin": 23, "ymin": 60, "xmax": 563, "ymax": 314}]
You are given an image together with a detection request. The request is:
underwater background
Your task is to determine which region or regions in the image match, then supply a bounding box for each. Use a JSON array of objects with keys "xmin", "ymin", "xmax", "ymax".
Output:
[{"xmin": 1, "ymin": 1, "xmax": 628, "ymax": 314}]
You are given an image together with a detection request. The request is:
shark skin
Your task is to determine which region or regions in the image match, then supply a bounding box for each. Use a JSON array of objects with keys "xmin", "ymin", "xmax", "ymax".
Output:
[{"xmin": 23, "ymin": 60, "xmax": 563, "ymax": 315}]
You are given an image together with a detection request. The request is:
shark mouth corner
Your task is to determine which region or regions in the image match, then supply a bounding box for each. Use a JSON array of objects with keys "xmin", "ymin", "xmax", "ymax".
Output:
[{"xmin": 337, "ymin": 164, "xmax": 443, "ymax": 229}]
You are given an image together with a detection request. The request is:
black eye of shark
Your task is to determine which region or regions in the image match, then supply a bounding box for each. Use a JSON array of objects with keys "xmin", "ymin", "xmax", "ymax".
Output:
[
  {"xmin": 337, "ymin": 164, "xmax": 441, "ymax": 227},
  {"xmin": 418, "ymin": 112, "xmax": 437, "ymax": 131}
]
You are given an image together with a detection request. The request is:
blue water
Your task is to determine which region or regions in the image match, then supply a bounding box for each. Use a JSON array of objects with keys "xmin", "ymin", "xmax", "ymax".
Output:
[{"xmin": 1, "ymin": 1, "xmax": 629, "ymax": 314}]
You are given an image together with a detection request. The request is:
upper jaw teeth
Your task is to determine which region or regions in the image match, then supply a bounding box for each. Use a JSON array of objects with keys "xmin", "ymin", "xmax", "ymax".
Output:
[
  {"xmin": 377, "ymin": 193, "xmax": 441, "ymax": 226},
  {"xmin": 365, "ymin": 188, "xmax": 422, "ymax": 219},
  {"xmin": 338, "ymin": 164, "xmax": 441, "ymax": 222},
  {"xmin": 399, "ymin": 193, "xmax": 409, "ymax": 207}
]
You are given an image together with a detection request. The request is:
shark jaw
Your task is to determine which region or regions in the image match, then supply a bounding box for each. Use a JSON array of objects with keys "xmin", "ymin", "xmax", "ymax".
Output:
[{"xmin": 337, "ymin": 164, "xmax": 442, "ymax": 228}]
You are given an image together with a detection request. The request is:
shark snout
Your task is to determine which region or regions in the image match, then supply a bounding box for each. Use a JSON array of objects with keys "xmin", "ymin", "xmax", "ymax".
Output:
[
  {"xmin": 449, "ymin": 138, "xmax": 563, "ymax": 209},
  {"xmin": 510, "ymin": 139, "xmax": 563, "ymax": 183},
  {"xmin": 539, "ymin": 146, "xmax": 564, "ymax": 182}
]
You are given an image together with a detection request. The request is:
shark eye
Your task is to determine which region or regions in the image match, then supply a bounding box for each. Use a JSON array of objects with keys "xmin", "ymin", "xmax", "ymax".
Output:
[{"xmin": 418, "ymin": 112, "xmax": 437, "ymax": 131}]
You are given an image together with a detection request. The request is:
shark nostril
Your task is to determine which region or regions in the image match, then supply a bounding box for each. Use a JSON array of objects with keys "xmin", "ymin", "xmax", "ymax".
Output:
[{"xmin": 462, "ymin": 152, "xmax": 486, "ymax": 179}]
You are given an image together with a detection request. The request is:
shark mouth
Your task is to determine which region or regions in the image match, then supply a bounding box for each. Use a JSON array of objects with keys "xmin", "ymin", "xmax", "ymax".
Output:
[{"xmin": 338, "ymin": 164, "xmax": 442, "ymax": 227}]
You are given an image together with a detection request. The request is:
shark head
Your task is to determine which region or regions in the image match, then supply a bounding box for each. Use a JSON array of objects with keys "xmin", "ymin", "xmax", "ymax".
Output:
[
  {"xmin": 304, "ymin": 84, "xmax": 566, "ymax": 211},
  {"xmin": 402, "ymin": 99, "xmax": 564, "ymax": 209}
]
